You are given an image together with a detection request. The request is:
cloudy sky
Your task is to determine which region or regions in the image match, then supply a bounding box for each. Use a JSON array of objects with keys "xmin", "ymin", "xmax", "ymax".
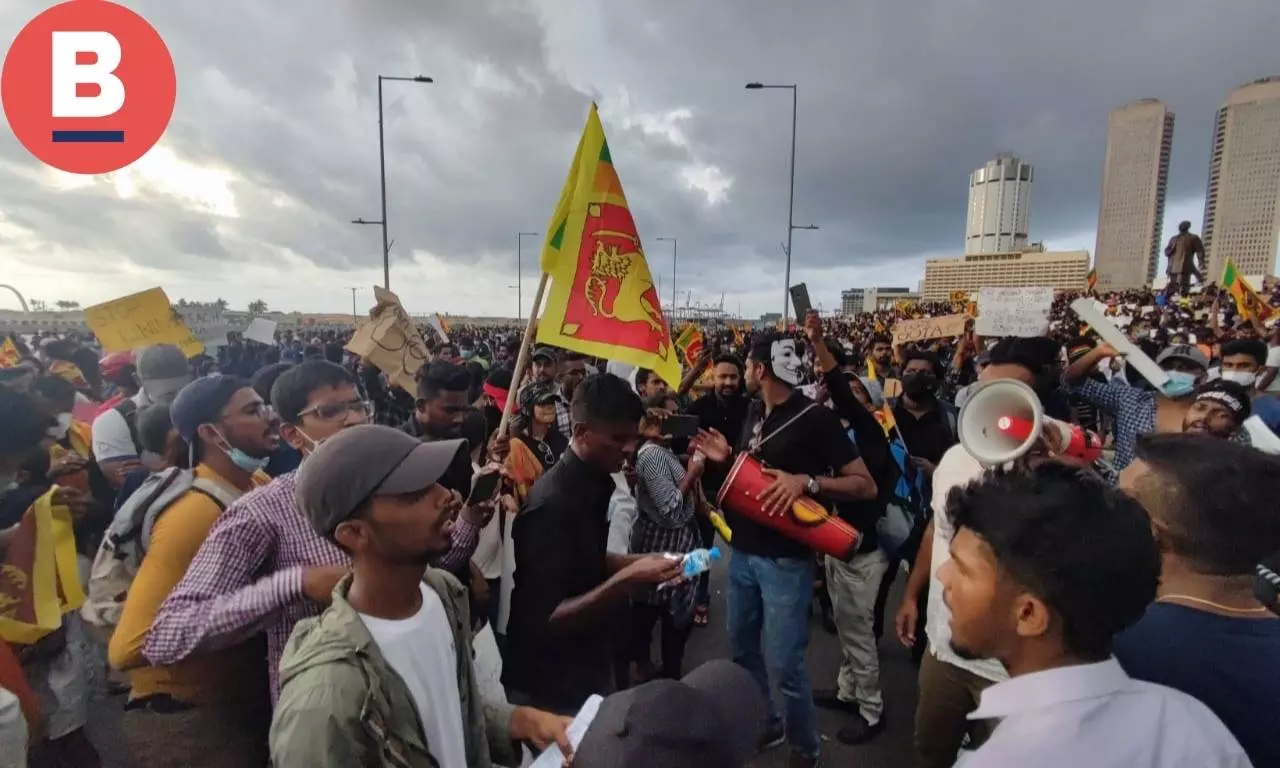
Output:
[{"xmin": 1, "ymin": 0, "xmax": 1276, "ymax": 319}]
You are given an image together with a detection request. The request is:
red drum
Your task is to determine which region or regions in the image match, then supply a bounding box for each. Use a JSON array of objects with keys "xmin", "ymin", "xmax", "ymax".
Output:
[{"xmin": 716, "ymin": 453, "xmax": 861, "ymax": 561}]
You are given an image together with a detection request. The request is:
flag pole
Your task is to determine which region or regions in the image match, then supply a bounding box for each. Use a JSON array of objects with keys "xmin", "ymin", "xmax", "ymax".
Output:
[{"xmin": 498, "ymin": 272, "xmax": 551, "ymax": 438}]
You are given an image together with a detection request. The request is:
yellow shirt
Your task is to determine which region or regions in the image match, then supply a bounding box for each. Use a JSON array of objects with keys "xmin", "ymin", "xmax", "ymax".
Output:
[{"xmin": 107, "ymin": 464, "xmax": 270, "ymax": 705}]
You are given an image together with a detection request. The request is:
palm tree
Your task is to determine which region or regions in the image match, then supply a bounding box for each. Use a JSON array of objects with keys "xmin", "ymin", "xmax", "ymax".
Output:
[
  {"xmin": 30, "ymin": 299, "xmax": 47, "ymax": 312},
  {"xmin": 214, "ymin": 298, "xmax": 229, "ymax": 311},
  {"xmin": 248, "ymin": 299, "xmax": 269, "ymax": 315},
  {"xmin": 54, "ymin": 300, "xmax": 81, "ymax": 311}
]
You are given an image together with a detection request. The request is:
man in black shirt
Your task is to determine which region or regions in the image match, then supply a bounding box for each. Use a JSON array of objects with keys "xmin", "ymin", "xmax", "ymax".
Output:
[
  {"xmin": 694, "ymin": 334, "xmax": 877, "ymax": 768},
  {"xmin": 686, "ymin": 354, "xmax": 750, "ymax": 623},
  {"xmin": 504, "ymin": 374, "xmax": 683, "ymax": 714},
  {"xmin": 892, "ymin": 350, "xmax": 958, "ymax": 475}
]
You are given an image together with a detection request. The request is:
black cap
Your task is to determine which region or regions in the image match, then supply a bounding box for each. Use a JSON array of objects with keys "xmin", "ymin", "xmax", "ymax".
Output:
[
  {"xmin": 169, "ymin": 375, "xmax": 250, "ymax": 443},
  {"xmin": 573, "ymin": 660, "xmax": 766, "ymax": 768},
  {"xmin": 1192, "ymin": 380, "xmax": 1252, "ymax": 424},
  {"xmin": 531, "ymin": 345, "xmax": 557, "ymax": 363},
  {"xmin": 295, "ymin": 424, "xmax": 465, "ymax": 539}
]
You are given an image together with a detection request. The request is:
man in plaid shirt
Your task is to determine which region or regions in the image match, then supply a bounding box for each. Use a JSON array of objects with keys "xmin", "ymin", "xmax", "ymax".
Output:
[{"xmin": 143, "ymin": 361, "xmax": 488, "ymax": 702}]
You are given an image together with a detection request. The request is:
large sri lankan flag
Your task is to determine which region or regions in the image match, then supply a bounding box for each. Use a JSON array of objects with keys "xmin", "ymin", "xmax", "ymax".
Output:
[{"xmin": 536, "ymin": 104, "xmax": 680, "ymax": 387}]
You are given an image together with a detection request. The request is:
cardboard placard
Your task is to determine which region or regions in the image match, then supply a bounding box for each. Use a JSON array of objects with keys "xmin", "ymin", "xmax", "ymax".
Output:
[
  {"xmin": 974, "ymin": 287, "xmax": 1054, "ymax": 337},
  {"xmin": 344, "ymin": 286, "xmax": 429, "ymax": 393},
  {"xmin": 84, "ymin": 287, "xmax": 203, "ymax": 357},
  {"xmin": 890, "ymin": 313, "xmax": 968, "ymax": 346},
  {"xmin": 244, "ymin": 318, "xmax": 278, "ymax": 346}
]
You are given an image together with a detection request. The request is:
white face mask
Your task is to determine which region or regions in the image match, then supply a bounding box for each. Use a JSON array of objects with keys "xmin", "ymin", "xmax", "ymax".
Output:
[
  {"xmin": 769, "ymin": 340, "xmax": 802, "ymax": 386},
  {"xmin": 1220, "ymin": 370, "xmax": 1257, "ymax": 387},
  {"xmin": 47, "ymin": 412, "xmax": 73, "ymax": 440}
]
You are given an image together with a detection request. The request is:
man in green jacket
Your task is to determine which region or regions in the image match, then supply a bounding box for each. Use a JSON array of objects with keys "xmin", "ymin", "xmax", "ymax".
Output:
[{"xmin": 270, "ymin": 425, "xmax": 571, "ymax": 768}]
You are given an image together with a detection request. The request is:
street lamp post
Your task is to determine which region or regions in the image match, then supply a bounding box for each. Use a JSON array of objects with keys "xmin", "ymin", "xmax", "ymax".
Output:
[
  {"xmin": 345, "ymin": 287, "xmax": 360, "ymax": 324},
  {"xmin": 746, "ymin": 82, "xmax": 805, "ymax": 320},
  {"xmin": 517, "ymin": 231, "xmax": 539, "ymax": 319},
  {"xmin": 656, "ymin": 236, "xmax": 677, "ymax": 321},
  {"xmin": 353, "ymin": 74, "xmax": 433, "ymax": 290}
]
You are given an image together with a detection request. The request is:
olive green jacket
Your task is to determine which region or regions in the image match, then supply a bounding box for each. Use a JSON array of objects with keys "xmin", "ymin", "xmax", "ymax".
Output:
[{"xmin": 269, "ymin": 571, "xmax": 515, "ymax": 768}]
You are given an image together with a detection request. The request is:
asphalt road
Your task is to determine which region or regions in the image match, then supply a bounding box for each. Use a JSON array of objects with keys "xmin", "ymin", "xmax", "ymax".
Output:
[{"xmin": 84, "ymin": 558, "xmax": 920, "ymax": 767}]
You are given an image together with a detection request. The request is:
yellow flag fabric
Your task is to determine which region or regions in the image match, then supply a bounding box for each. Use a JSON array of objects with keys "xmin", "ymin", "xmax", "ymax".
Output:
[
  {"xmin": 0, "ymin": 489, "xmax": 86, "ymax": 644},
  {"xmin": 536, "ymin": 103, "xmax": 679, "ymax": 386}
]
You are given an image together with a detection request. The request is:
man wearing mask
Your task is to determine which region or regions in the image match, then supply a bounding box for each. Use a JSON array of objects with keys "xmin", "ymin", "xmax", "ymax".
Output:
[
  {"xmin": 687, "ymin": 354, "xmax": 749, "ymax": 626},
  {"xmin": 91, "ymin": 344, "xmax": 192, "ymax": 489},
  {"xmin": 1064, "ymin": 342, "xmax": 1250, "ymax": 471},
  {"xmin": 1217, "ymin": 339, "xmax": 1280, "ymax": 447},
  {"xmin": 891, "ymin": 351, "xmax": 958, "ymax": 478},
  {"xmin": 939, "ymin": 464, "xmax": 1248, "ymax": 767},
  {"xmin": 1114, "ymin": 435, "xmax": 1280, "ymax": 768},
  {"xmin": 109, "ymin": 376, "xmax": 278, "ymax": 767},
  {"xmin": 270, "ymin": 426, "xmax": 572, "ymax": 767},
  {"xmin": 692, "ymin": 334, "xmax": 878, "ymax": 768},
  {"xmin": 504, "ymin": 374, "xmax": 685, "ymax": 714},
  {"xmin": 145, "ymin": 361, "xmax": 487, "ymax": 704}
]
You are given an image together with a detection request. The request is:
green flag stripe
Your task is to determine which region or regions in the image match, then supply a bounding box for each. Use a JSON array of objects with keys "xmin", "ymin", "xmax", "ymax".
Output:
[
  {"xmin": 599, "ymin": 139, "xmax": 612, "ymax": 164},
  {"xmin": 548, "ymin": 218, "xmax": 567, "ymax": 250},
  {"xmin": 1223, "ymin": 260, "xmax": 1238, "ymax": 287}
]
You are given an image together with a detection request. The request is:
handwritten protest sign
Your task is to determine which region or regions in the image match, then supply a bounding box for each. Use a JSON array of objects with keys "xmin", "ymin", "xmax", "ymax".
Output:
[
  {"xmin": 345, "ymin": 286, "xmax": 428, "ymax": 393},
  {"xmin": 84, "ymin": 288, "xmax": 203, "ymax": 357},
  {"xmin": 974, "ymin": 287, "xmax": 1053, "ymax": 337},
  {"xmin": 891, "ymin": 314, "xmax": 968, "ymax": 346},
  {"xmin": 244, "ymin": 318, "xmax": 278, "ymax": 345}
]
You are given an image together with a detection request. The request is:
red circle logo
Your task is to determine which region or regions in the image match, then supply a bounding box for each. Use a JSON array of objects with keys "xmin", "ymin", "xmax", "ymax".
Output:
[{"xmin": 2, "ymin": 0, "xmax": 176, "ymax": 175}]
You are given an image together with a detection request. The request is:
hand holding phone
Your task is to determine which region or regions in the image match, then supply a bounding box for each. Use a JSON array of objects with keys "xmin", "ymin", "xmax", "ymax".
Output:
[{"xmin": 467, "ymin": 469, "xmax": 502, "ymax": 506}]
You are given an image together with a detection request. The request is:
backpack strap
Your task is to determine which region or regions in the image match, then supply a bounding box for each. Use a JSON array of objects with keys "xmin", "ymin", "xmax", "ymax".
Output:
[
  {"xmin": 119, "ymin": 468, "xmax": 184, "ymax": 547},
  {"xmin": 114, "ymin": 398, "xmax": 142, "ymax": 456},
  {"xmin": 190, "ymin": 477, "xmax": 240, "ymax": 510}
]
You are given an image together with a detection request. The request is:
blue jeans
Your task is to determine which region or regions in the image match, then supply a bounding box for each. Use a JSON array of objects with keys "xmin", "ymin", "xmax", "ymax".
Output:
[{"xmin": 727, "ymin": 550, "xmax": 820, "ymax": 760}]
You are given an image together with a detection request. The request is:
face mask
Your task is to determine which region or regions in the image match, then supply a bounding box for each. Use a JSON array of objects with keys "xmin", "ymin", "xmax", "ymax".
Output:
[
  {"xmin": 1221, "ymin": 371, "xmax": 1257, "ymax": 387},
  {"xmin": 1162, "ymin": 370, "xmax": 1198, "ymax": 398},
  {"xmin": 213, "ymin": 427, "xmax": 271, "ymax": 473},
  {"xmin": 903, "ymin": 372, "xmax": 938, "ymax": 397},
  {"xmin": 295, "ymin": 427, "xmax": 326, "ymax": 454},
  {"xmin": 460, "ymin": 349, "xmax": 475, "ymax": 360},
  {"xmin": 47, "ymin": 412, "xmax": 73, "ymax": 440}
]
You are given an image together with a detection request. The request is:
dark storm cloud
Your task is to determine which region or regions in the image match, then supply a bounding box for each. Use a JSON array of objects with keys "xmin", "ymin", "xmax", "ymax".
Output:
[{"xmin": 1, "ymin": 0, "xmax": 1275, "ymax": 312}]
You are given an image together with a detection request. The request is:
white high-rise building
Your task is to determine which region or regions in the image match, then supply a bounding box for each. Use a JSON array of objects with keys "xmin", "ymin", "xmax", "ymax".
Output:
[
  {"xmin": 1202, "ymin": 76, "xmax": 1280, "ymax": 279},
  {"xmin": 965, "ymin": 153, "xmax": 1034, "ymax": 255},
  {"xmin": 1094, "ymin": 100, "xmax": 1175, "ymax": 289}
]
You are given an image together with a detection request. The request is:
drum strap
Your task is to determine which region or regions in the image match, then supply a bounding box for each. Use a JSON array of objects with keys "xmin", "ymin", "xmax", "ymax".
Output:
[{"xmin": 749, "ymin": 402, "xmax": 819, "ymax": 455}]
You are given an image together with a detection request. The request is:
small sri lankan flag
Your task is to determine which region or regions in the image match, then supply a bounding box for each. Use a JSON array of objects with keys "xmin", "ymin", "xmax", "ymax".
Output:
[
  {"xmin": 1222, "ymin": 258, "xmax": 1273, "ymax": 325},
  {"xmin": 1086, "ymin": 267, "xmax": 1098, "ymax": 294},
  {"xmin": 536, "ymin": 104, "xmax": 679, "ymax": 387}
]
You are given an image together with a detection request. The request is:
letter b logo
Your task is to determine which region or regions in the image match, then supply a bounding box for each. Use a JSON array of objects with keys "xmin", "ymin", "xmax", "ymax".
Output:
[{"xmin": 3, "ymin": 1, "xmax": 176, "ymax": 175}]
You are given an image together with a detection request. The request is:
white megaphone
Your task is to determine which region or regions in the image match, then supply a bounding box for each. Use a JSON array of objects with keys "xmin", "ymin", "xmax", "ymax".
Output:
[{"xmin": 958, "ymin": 379, "xmax": 1104, "ymax": 466}]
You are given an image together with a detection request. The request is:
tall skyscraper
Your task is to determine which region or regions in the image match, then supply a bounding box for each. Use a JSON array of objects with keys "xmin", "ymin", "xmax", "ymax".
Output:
[
  {"xmin": 965, "ymin": 153, "xmax": 1033, "ymax": 255},
  {"xmin": 1202, "ymin": 76, "xmax": 1280, "ymax": 279},
  {"xmin": 1093, "ymin": 100, "xmax": 1175, "ymax": 289}
]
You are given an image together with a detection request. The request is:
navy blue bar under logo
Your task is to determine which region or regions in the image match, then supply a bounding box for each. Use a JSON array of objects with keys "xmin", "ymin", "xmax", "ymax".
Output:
[{"xmin": 51, "ymin": 130, "xmax": 125, "ymax": 143}]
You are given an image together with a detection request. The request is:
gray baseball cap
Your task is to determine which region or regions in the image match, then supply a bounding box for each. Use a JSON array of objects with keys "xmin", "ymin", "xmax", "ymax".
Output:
[
  {"xmin": 531, "ymin": 345, "xmax": 557, "ymax": 363},
  {"xmin": 1155, "ymin": 343, "xmax": 1209, "ymax": 371},
  {"xmin": 295, "ymin": 425, "xmax": 465, "ymax": 539},
  {"xmin": 573, "ymin": 660, "xmax": 766, "ymax": 768},
  {"xmin": 136, "ymin": 344, "xmax": 192, "ymax": 403}
]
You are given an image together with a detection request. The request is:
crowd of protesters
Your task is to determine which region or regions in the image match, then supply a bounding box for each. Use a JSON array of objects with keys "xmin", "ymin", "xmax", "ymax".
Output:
[{"xmin": 0, "ymin": 278, "xmax": 1277, "ymax": 768}]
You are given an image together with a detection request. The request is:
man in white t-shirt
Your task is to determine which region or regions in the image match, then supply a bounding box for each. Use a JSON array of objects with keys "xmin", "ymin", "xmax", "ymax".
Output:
[
  {"xmin": 90, "ymin": 344, "xmax": 191, "ymax": 487},
  {"xmin": 271, "ymin": 425, "xmax": 572, "ymax": 768},
  {"xmin": 893, "ymin": 337, "xmax": 1062, "ymax": 768}
]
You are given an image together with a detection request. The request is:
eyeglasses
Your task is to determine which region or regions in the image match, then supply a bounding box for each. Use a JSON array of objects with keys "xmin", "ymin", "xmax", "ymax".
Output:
[{"xmin": 298, "ymin": 400, "xmax": 374, "ymax": 422}]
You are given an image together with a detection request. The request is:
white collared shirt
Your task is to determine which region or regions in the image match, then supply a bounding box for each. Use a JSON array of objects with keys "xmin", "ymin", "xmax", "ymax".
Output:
[
  {"xmin": 926, "ymin": 443, "xmax": 1008, "ymax": 683},
  {"xmin": 960, "ymin": 658, "xmax": 1253, "ymax": 768}
]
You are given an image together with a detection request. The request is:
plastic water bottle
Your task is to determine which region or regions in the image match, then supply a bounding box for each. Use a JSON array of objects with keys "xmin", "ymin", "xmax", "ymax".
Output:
[{"xmin": 659, "ymin": 547, "xmax": 721, "ymax": 589}]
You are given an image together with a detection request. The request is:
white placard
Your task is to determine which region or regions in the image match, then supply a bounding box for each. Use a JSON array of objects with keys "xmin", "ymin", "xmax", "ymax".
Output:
[
  {"xmin": 244, "ymin": 317, "xmax": 278, "ymax": 345},
  {"xmin": 974, "ymin": 287, "xmax": 1053, "ymax": 337},
  {"xmin": 529, "ymin": 695, "xmax": 603, "ymax": 768}
]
